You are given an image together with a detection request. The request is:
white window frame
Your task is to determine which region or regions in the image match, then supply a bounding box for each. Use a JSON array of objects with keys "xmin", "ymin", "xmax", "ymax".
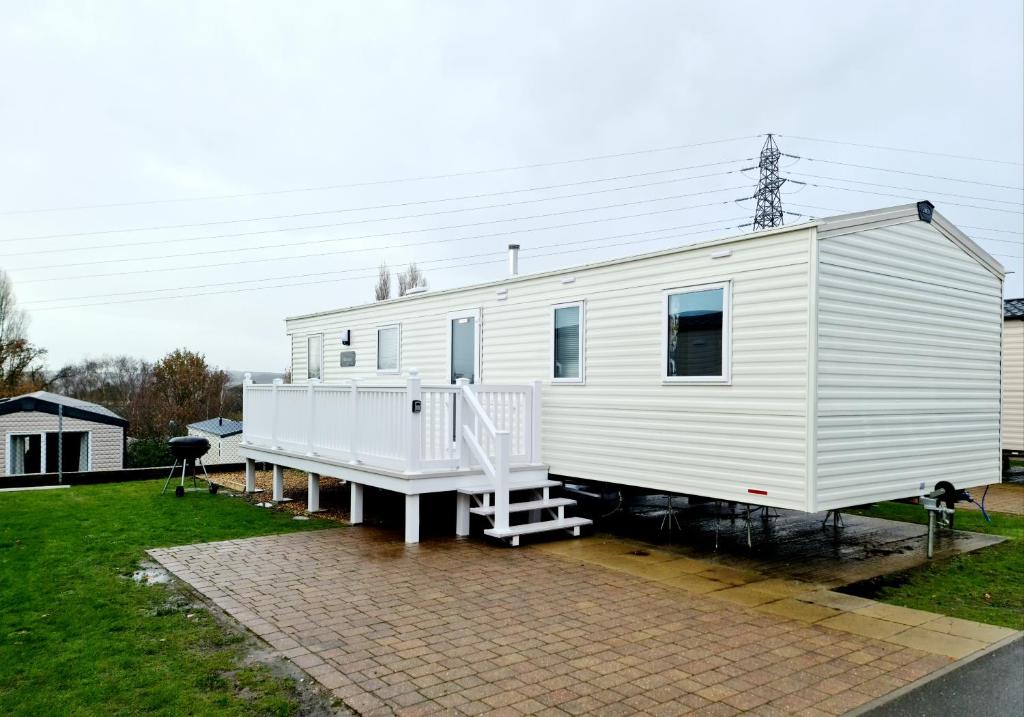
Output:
[
  {"xmin": 446, "ymin": 308, "xmax": 481, "ymax": 384},
  {"xmin": 306, "ymin": 333, "xmax": 324, "ymax": 382},
  {"xmin": 662, "ymin": 280, "xmax": 732, "ymax": 384},
  {"xmin": 551, "ymin": 300, "xmax": 585, "ymax": 384},
  {"xmin": 376, "ymin": 324, "xmax": 401, "ymax": 374}
]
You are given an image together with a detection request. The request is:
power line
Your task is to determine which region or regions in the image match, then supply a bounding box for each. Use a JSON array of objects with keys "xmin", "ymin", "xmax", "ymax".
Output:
[
  {"xmin": 0, "ymin": 135, "xmax": 760, "ymax": 216},
  {"xmin": 23, "ymin": 218, "xmax": 746, "ymax": 305},
  {"xmin": 789, "ymin": 181, "xmax": 1024, "ymax": 215},
  {"xmin": 22, "ymin": 223, "xmax": 744, "ymax": 312},
  {"xmin": 8, "ymin": 187, "xmax": 749, "ymax": 272},
  {"xmin": 786, "ymin": 172, "xmax": 1024, "ymax": 206},
  {"xmin": 3, "ymin": 171, "xmax": 748, "ymax": 257},
  {"xmin": 778, "ymin": 134, "xmax": 1024, "ymax": 167},
  {"xmin": 785, "ymin": 155, "xmax": 1024, "ymax": 191},
  {"xmin": 1, "ymin": 158, "xmax": 752, "ymax": 244},
  {"xmin": 13, "ymin": 200, "xmax": 741, "ymax": 284}
]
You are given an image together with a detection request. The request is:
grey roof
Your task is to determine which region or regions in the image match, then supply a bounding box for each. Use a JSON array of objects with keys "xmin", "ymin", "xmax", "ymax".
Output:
[
  {"xmin": 3, "ymin": 391, "xmax": 124, "ymax": 420},
  {"xmin": 1007, "ymin": 298, "xmax": 1024, "ymax": 320},
  {"xmin": 0, "ymin": 390, "xmax": 127, "ymax": 427},
  {"xmin": 188, "ymin": 417, "xmax": 243, "ymax": 437}
]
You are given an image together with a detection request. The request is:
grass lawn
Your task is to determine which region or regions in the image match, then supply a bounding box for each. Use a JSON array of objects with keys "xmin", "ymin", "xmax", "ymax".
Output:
[
  {"xmin": 844, "ymin": 501, "xmax": 1024, "ymax": 631},
  {"xmin": 0, "ymin": 480, "xmax": 335, "ymax": 717}
]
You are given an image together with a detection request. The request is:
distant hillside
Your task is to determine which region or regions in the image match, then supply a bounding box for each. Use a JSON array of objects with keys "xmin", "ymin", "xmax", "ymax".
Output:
[{"xmin": 225, "ymin": 370, "xmax": 286, "ymax": 386}]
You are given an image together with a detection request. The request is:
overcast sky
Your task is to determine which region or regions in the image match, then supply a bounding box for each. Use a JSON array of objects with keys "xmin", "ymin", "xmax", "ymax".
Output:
[{"xmin": 1, "ymin": 1, "xmax": 1021, "ymax": 373}]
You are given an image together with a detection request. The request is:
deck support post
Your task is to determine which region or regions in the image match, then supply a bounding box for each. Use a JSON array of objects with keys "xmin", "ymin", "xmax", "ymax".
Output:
[
  {"xmin": 307, "ymin": 472, "xmax": 322, "ymax": 513},
  {"xmin": 244, "ymin": 458, "xmax": 257, "ymax": 493},
  {"xmin": 350, "ymin": 483, "xmax": 364, "ymax": 524},
  {"xmin": 529, "ymin": 380, "xmax": 542, "ymax": 463},
  {"xmin": 406, "ymin": 369, "xmax": 422, "ymax": 473},
  {"xmin": 405, "ymin": 494, "xmax": 420, "ymax": 544},
  {"xmin": 272, "ymin": 464, "xmax": 290, "ymax": 502},
  {"xmin": 455, "ymin": 493, "xmax": 471, "ymax": 536}
]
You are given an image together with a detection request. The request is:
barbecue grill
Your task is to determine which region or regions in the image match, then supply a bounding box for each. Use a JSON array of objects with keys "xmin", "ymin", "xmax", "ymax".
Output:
[{"xmin": 162, "ymin": 436, "xmax": 217, "ymax": 497}]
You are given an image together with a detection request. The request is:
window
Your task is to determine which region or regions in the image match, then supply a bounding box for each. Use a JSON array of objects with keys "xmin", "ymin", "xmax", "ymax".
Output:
[
  {"xmin": 377, "ymin": 325, "xmax": 400, "ymax": 373},
  {"xmin": 306, "ymin": 334, "xmax": 323, "ymax": 380},
  {"xmin": 664, "ymin": 282, "xmax": 731, "ymax": 383},
  {"xmin": 46, "ymin": 432, "xmax": 89, "ymax": 472},
  {"xmin": 8, "ymin": 434, "xmax": 43, "ymax": 474},
  {"xmin": 553, "ymin": 301, "xmax": 584, "ymax": 383}
]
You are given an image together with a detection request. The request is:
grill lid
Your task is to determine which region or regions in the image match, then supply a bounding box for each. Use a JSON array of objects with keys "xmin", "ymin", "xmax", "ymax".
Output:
[{"xmin": 168, "ymin": 435, "xmax": 210, "ymax": 459}]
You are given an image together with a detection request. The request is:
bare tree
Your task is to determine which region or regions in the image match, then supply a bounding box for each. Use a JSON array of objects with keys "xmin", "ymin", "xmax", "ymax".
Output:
[
  {"xmin": 374, "ymin": 261, "xmax": 392, "ymax": 301},
  {"xmin": 397, "ymin": 262, "xmax": 427, "ymax": 296},
  {"xmin": 0, "ymin": 271, "xmax": 47, "ymax": 396}
]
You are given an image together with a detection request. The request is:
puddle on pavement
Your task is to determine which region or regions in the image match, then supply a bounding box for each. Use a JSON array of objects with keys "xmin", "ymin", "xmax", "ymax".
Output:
[
  {"xmin": 575, "ymin": 493, "xmax": 1005, "ymax": 589},
  {"xmin": 132, "ymin": 560, "xmax": 171, "ymax": 585}
]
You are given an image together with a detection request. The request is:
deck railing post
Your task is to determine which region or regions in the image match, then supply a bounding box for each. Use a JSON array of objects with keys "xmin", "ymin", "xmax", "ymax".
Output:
[
  {"xmin": 241, "ymin": 373, "xmax": 253, "ymax": 446},
  {"xmin": 454, "ymin": 378, "xmax": 469, "ymax": 468},
  {"xmin": 306, "ymin": 378, "xmax": 319, "ymax": 456},
  {"xmin": 529, "ymin": 379, "xmax": 542, "ymax": 464},
  {"xmin": 494, "ymin": 432, "xmax": 511, "ymax": 532},
  {"xmin": 350, "ymin": 378, "xmax": 361, "ymax": 464},
  {"xmin": 406, "ymin": 369, "xmax": 422, "ymax": 473},
  {"xmin": 271, "ymin": 378, "xmax": 283, "ymax": 450}
]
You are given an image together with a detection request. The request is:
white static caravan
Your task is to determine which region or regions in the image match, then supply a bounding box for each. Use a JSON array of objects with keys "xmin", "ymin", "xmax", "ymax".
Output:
[{"xmin": 240, "ymin": 202, "xmax": 1006, "ymax": 544}]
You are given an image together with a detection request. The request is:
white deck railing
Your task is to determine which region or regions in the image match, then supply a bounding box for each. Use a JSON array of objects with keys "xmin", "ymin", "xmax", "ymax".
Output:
[{"xmin": 241, "ymin": 371, "xmax": 542, "ymax": 478}]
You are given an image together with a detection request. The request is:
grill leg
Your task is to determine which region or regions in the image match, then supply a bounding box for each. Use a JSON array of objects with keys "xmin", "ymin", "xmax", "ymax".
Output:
[{"xmin": 162, "ymin": 461, "xmax": 180, "ymax": 494}]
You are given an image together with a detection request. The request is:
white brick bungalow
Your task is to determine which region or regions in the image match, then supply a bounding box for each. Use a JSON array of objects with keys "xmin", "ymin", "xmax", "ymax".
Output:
[
  {"xmin": 0, "ymin": 392, "xmax": 127, "ymax": 476},
  {"xmin": 187, "ymin": 417, "xmax": 244, "ymax": 464}
]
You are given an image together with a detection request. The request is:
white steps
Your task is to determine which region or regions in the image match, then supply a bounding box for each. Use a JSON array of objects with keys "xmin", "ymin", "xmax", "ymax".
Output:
[
  {"xmin": 469, "ymin": 497, "xmax": 576, "ymax": 517},
  {"xmin": 458, "ymin": 479, "xmax": 561, "ymax": 496},
  {"xmin": 484, "ymin": 517, "xmax": 592, "ymax": 546}
]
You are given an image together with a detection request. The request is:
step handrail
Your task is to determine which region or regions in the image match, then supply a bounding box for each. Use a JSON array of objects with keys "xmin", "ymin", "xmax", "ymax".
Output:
[{"xmin": 456, "ymin": 378, "xmax": 511, "ymax": 532}]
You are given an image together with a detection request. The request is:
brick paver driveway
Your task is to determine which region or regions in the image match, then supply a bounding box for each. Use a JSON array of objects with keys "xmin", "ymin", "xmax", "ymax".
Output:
[{"xmin": 150, "ymin": 529, "xmax": 956, "ymax": 717}]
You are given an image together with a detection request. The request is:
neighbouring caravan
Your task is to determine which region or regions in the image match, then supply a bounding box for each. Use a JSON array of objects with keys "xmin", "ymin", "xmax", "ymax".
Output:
[
  {"xmin": 1003, "ymin": 298, "xmax": 1024, "ymax": 467},
  {"xmin": 241, "ymin": 202, "xmax": 1006, "ymax": 544}
]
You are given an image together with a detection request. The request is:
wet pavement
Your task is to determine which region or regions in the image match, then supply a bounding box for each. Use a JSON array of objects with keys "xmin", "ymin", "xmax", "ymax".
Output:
[
  {"xmin": 150, "ymin": 526, "xmax": 1018, "ymax": 717},
  {"xmin": 585, "ymin": 496, "xmax": 1005, "ymax": 589}
]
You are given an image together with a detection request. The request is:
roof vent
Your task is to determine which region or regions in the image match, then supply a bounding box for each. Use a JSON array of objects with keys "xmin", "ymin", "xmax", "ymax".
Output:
[
  {"xmin": 917, "ymin": 200, "xmax": 934, "ymax": 223},
  {"xmin": 405, "ymin": 285, "xmax": 428, "ymax": 296}
]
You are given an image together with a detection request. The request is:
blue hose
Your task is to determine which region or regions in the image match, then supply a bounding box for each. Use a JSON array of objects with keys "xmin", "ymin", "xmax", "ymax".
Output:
[{"xmin": 967, "ymin": 485, "xmax": 992, "ymax": 523}]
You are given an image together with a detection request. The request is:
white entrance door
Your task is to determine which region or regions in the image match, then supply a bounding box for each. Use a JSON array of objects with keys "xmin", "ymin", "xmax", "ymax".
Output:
[{"xmin": 448, "ymin": 309, "xmax": 480, "ymax": 384}]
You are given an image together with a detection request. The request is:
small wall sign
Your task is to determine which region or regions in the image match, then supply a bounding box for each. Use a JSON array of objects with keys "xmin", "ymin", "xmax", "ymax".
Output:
[{"xmin": 339, "ymin": 351, "xmax": 356, "ymax": 367}]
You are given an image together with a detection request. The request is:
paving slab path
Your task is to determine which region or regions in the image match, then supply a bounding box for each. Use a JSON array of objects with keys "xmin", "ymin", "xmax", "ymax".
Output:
[{"xmin": 149, "ymin": 529, "xmax": 1019, "ymax": 717}]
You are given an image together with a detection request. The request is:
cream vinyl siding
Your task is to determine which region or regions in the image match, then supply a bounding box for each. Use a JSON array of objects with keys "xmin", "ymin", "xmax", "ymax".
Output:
[
  {"xmin": 814, "ymin": 220, "xmax": 1003, "ymax": 510},
  {"xmin": 1003, "ymin": 319, "xmax": 1024, "ymax": 452},
  {"xmin": 287, "ymin": 227, "xmax": 814, "ymax": 509}
]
